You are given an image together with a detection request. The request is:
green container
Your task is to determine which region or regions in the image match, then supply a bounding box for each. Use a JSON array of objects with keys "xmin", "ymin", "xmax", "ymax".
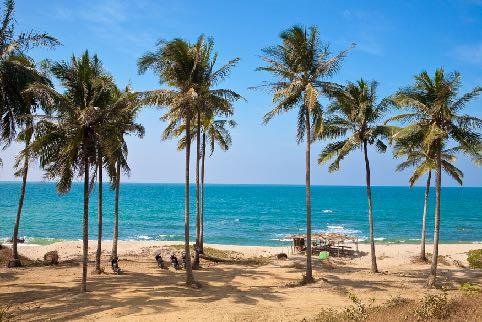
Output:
[{"xmin": 319, "ymin": 251, "xmax": 329, "ymax": 260}]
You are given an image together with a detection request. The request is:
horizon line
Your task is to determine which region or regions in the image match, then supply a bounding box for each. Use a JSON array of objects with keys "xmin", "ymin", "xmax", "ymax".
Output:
[{"xmin": 0, "ymin": 180, "xmax": 480, "ymax": 188}]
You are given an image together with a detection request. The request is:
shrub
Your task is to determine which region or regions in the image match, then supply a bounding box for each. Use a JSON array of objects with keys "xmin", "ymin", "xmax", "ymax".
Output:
[
  {"xmin": 343, "ymin": 293, "xmax": 375, "ymax": 321},
  {"xmin": 414, "ymin": 289, "xmax": 449, "ymax": 320},
  {"xmin": 467, "ymin": 249, "xmax": 482, "ymax": 269},
  {"xmin": 460, "ymin": 282, "xmax": 481, "ymax": 294},
  {"xmin": 311, "ymin": 308, "xmax": 342, "ymax": 322},
  {"xmin": 385, "ymin": 294, "xmax": 410, "ymax": 308},
  {"xmin": 0, "ymin": 304, "xmax": 12, "ymax": 322}
]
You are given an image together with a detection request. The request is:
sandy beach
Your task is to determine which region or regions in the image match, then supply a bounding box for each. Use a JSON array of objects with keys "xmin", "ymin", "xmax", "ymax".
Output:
[{"xmin": 1, "ymin": 241, "xmax": 481, "ymax": 321}]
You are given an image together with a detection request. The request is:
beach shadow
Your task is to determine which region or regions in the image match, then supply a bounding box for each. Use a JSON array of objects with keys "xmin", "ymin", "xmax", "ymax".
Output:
[{"xmin": 0, "ymin": 258, "xmax": 286, "ymax": 320}]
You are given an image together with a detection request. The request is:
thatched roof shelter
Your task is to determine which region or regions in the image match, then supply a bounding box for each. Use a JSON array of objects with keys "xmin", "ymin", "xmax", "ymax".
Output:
[{"xmin": 287, "ymin": 233, "xmax": 358, "ymax": 242}]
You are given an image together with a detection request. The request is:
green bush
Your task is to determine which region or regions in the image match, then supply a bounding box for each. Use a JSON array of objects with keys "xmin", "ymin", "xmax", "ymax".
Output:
[
  {"xmin": 343, "ymin": 293, "xmax": 375, "ymax": 321},
  {"xmin": 414, "ymin": 289, "xmax": 449, "ymax": 320},
  {"xmin": 467, "ymin": 249, "xmax": 482, "ymax": 269},
  {"xmin": 460, "ymin": 282, "xmax": 481, "ymax": 293}
]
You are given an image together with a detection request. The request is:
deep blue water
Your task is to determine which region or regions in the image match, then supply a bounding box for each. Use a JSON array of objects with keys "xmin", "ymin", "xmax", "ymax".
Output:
[{"xmin": 0, "ymin": 182, "xmax": 481, "ymax": 246}]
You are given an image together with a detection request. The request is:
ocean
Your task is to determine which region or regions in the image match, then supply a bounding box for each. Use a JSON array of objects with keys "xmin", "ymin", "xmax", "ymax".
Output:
[{"xmin": 0, "ymin": 182, "xmax": 481, "ymax": 246}]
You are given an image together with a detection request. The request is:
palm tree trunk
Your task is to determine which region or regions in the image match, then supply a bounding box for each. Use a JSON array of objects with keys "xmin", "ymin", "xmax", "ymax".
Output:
[
  {"xmin": 428, "ymin": 147, "xmax": 442, "ymax": 287},
  {"xmin": 363, "ymin": 141, "xmax": 378, "ymax": 273},
  {"xmin": 81, "ymin": 145, "xmax": 89, "ymax": 292},
  {"xmin": 11, "ymin": 135, "xmax": 31, "ymax": 266},
  {"xmin": 304, "ymin": 109, "xmax": 313, "ymax": 282},
  {"xmin": 184, "ymin": 110, "xmax": 196, "ymax": 287},
  {"xmin": 95, "ymin": 154, "xmax": 103, "ymax": 273},
  {"xmin": 112, "ymin": 160, "xmax": 121, "ymax": 259},
  {"xmin": 193, "ymin": 110, "xmax": 201, "ymax": 268},
  {"xmin": 420, "ymin": 170, "xmax": 431, "ymax": 261},
  {"xmin": 200, "ymin": 132, "xmax": 206, "ymax": 254}
]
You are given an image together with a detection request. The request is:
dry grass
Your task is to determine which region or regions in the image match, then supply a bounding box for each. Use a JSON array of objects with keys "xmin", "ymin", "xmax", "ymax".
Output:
[
  {"xmin": 310, "ymin": 291, "xmax": 482, "ymax": 322},
  {"xmin": 0, "ymin": 247, "xmax": 40, "ymax": 267}
]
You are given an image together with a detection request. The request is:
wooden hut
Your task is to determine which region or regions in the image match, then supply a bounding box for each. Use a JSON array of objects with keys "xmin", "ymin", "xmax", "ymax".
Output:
[{"xmin": 287, "ymin": 233, "xmax": 358, "ymax": 256}]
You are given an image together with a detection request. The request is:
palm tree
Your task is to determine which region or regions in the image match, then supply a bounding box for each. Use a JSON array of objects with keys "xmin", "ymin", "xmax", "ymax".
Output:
[
  {"xmin": 389, "ymin": 68, "xmax": 481, "ymax": 287},
  {"xmin": 199, "ymin": 118, "xmax": 236, "ymax": 253},
  {"xmin": 192, "ymin": 39, "xmax": 241, "ymax": 268},
  {"xmin": 108, "ymin": 87, "xmax": 145, "ymax": 260},
  {"xmin": 393, "ymin": 140, "xmax": 463, "ymax": 261},
  {"xmin": 318, "ymin": 79, "xmax": 397, "ymax": 273},
  {"xmin": 4, "ymin": 55, "xmax": 52, "ymax": 267},
  {"xmin": 26, "ymin": 51, "xmax": 116, "ymax": 292},
  {"xmin": 256, "ymin": 25, "xmax": 353, "ymax": 282},
  {"xmin": 92, "ymin": 87, "xmax": 144, "ymax": 274},
  {"xmin": 0, "ymin": 0, "xmax": 57, "ymax": 266},
  {"xmin": 138, "ymin": 37, "xmax": 206, "ymax": 288}
]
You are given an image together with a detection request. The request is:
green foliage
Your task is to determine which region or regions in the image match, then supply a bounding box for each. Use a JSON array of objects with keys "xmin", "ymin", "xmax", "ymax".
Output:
[
  {"xmin": 414, "ymin": 289, "xmax": 449, "ymax": 320},
  {"xmin": 317, "ymin": 79, "xmax": 397, "ymax": 171},
  {"xmin": 460, "ymin": 282, "xmax": 481, "ymax": 293},
  {"xmin": 389, "ymin": 68, "xmax": 482, "ymax": 176},
  {"xmin": 311, "ymin": 308, "xmax": 341, "ymax": 322},
  {"xmin": 256, "ymin": 24, "xmax": 353, "ymax": 143},
  {"xmin": 343, "ymin": 293, "xmax": 375, "ymax": 321},
  {"xmin": 385, "ymin": 294, "xmax": 410, "ymax": 308},
  {"xmin": 467, "ymin": 249, "xmax": 482, "ymax": 269}
]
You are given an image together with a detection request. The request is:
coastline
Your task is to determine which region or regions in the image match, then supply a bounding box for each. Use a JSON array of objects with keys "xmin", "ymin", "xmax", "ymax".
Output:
[
  {"xmin": 2, "ymin": 240, "xmax": 481, "ymax": 321},
  {"xmin": 10, "ymin": 239, "xmax": 482, "ymax": 263}
]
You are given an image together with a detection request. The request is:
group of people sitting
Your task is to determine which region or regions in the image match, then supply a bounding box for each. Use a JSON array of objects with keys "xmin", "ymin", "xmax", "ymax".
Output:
[
  {"xmin": 155, "ymin": 253, "xmax": 187, "ymax": 270},
  {"xmin": 109, "ymin": 252, "xmax": 189, "ymax": 274}
]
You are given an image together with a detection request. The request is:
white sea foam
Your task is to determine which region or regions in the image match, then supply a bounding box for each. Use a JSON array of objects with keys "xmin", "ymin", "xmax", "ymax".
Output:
[
  {"xmin": 317, "ymin": 224, "xmax": 361, "ymax": 236},
  {"xmin": 374, "ymin": 237, "xmax": 386, "ymax": 241},
  {"xmin": 322, "ymin": 209, "xmax": 334, "ymax": 213},
  {"xmin": 136, "ymin": 235, "xmax": 151, "ymax": 240}
]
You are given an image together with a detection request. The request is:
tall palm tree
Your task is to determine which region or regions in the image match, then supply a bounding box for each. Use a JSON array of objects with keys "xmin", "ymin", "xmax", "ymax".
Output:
[
  {"xmin": 107, "ymin": 87, "xmax": 145, "ymax": 260},
  {"xmin": 25, "ymin": 51, "xmax": 116, "ymax": 292},
  {"xmin": 92, "ymin": 86, "xmax": 143, "ymax": 274},
  {"xmin": 6, "ymin": 55, "xmax": 52, "ymax": 267},
  {"xmin": 199, "ymin": 118, "xmax": 236, "ymax": 253},
  {"xmin": 171, "ymin": 116, "xmax": 237, "ymax": 260},
  {"xmin": 318, "ymin": 79, "xmax": 397, "ymax": 273},
  {"xmin": 192, "ymin": 39, "xmax": 241, "ymax": 268},
  {"xmin": 393, "ymin": 140, "xmax": 463, "ymax": 261},
  {"xmin": 256, "ymin": 25, "xmax": 353, "ymax": 282},
  {"xmin": 389, "ymin": 68, "xmax": 481, "ymax": 287},
  {"xmin": 138, "ymin": 37, "xmax": 206, "ymax": 288},
  {"xmin": 0, "ymin": 0, "xmax": 57, "ymax": 266}
]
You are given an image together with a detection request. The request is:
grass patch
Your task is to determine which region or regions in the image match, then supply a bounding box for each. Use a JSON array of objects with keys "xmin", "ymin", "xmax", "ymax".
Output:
[
  {"xmin": 0, "ymin": 303, "xmax": 12, "ymax": 322},
  {"xmin": 460, "ymin": 282, "xmax": 481, "ymax": 294},
  {"xmin": 426, "ymin": 253, "xmax": 452, "ymax": 266},
  {"xmin": 309, "ymin": 291, "xmax": 482, "ymax": 321},
  {"xmin": 414, "ymin": 289, "xmax": 449, "ymax": 320},
  {"xmin": 168, "ymin": 244, "xmax": 270, "ymax": 266},
  {"xmin": 467, "ymin": 249, "xmax": 482, "ymax": 269},
  {"xmin": 168, "ymin": 244, "xmax": 240, "ymax": 259},
  {"xmin": 0, "ymin": 247, "xmax": 41, "ymax": 267}
]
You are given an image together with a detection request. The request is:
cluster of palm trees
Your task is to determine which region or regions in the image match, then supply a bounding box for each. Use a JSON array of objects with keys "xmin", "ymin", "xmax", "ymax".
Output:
[
  {"xmin": 1, "ymin": 1, "xmax": 241, "ymax": 291},
  {"xmin": 1, "ymin": 0, "xmax": 481, "ymax": 293},
  {"xmin": 257, "ymin": 25, "xmax": 481, "ymax": 287}
]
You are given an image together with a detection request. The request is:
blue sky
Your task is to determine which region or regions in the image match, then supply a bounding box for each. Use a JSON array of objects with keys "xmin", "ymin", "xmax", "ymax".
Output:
[{"xmin": 0, "ymin": 0, "xmax": 481, "ymax": 186}]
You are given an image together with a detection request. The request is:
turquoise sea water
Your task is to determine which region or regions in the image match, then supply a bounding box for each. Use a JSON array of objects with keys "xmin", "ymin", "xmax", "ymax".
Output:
[{"xmin": 0, "ymin": 182, "xmax": 481, "ymax": 246}]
